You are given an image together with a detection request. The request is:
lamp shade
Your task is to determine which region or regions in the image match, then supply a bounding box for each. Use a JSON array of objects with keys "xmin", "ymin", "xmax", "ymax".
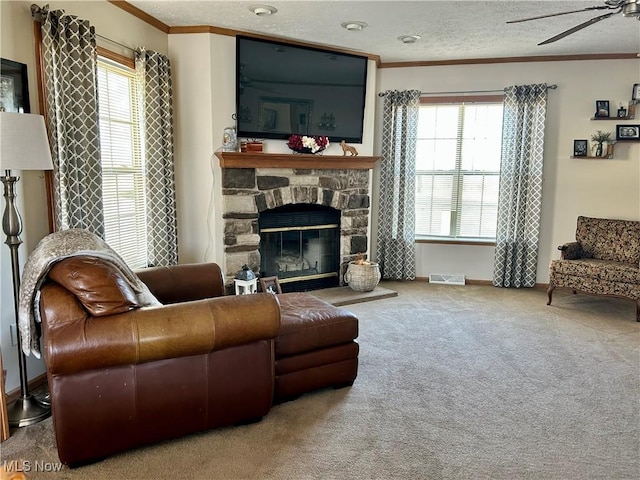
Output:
[{"xmin": 0, "ymin": 112, "xmax": 53, "ymax": 171}]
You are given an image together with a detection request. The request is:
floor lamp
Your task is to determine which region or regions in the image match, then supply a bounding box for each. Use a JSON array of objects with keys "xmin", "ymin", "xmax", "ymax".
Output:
[{"xmin": 0, "ymin": 112, "xmax": 53, "ymax": 427}]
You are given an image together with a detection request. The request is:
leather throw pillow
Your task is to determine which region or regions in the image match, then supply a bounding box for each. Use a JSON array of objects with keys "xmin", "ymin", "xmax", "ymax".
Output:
[{"xmin": 48, "ymin": 256, "xmax": 140, "ymax": 317}]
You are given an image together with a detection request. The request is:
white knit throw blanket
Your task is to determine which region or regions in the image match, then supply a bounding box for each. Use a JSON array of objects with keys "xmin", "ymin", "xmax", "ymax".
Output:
[{"xmin": 18, "ymin": 229, "xmax": 160, "ymax": 358}]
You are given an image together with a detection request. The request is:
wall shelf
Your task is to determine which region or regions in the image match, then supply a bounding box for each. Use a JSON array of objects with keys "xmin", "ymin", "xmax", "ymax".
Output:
[
  {"xmin": 590, "ymin": 116, "xmax": 634, "ymax": 121},
  {"xmin": 590, "ymin": 100, "xmax": 636, "ymax": 120},
  {"xmin": 215, "ymin": 152, "xmax": 381, "ymax": 169}
]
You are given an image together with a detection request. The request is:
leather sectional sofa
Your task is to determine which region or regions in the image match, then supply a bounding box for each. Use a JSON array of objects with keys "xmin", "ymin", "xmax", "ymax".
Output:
[{"xmin": 38, "ymin": 257, "xmax": 358, "ymax": 465}]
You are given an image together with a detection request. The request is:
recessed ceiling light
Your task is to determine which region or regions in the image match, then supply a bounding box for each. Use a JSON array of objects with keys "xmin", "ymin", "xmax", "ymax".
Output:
[
  {"xmin": 249, "ymin": 5, "xmax": 277, "ymax": 16},
  {"xmin": 341, "ymin": 21, "xmax": 368, "ymax": 32},
  {"xmin": 398, "ymin": 35, "xmax": 421, "ymax": 44}
]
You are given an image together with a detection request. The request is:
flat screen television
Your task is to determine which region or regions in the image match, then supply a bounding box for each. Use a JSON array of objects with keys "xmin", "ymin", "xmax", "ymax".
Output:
[{"xmin": 236, "ymin": 35, "xmax": 368, "ymax": 143}]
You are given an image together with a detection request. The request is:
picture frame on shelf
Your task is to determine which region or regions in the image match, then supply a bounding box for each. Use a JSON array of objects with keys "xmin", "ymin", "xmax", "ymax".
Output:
[
  {"xmin": 633, "ymin": 83, "xmax": 640, "ymax": 101},
  {"xmin": 0, "ymin": 58, "xmax": 30, "ymax": 113},
  {"xmin": 616, "ymin": 124, "xmax": 640, "ymax": 141},
  {"xmin": 595, "ymin": 100, "xmax": 609, "ymax": 118},
  {"xmin": 259, "ymin": 276, "xmax": 282, "ymax": 294},
  {"xmin": 617, "ymin": 106, "xmax": 627, "ymax": 118},
  {"xmin": 573, "ymin": 139, "xmax": 588, "ymax": 157}
]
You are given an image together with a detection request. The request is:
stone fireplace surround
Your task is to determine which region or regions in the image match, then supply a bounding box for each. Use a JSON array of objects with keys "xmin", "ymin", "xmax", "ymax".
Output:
[{"xmin": 221, "ymin": 158, "xmax": 375, "ymax": 290}]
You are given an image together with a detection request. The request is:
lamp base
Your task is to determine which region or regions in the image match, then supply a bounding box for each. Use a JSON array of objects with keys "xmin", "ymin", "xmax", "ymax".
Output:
[
  {"xmin": 34, "ymin": 388, "xmax": 51, "ymax": 407},
  {"xmin": 7, "ymin": 394, "xmax": 51, "ymax": 428}
]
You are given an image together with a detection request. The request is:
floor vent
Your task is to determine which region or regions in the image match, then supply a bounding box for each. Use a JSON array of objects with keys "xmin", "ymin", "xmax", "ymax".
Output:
[{"xmin": 428, "ymin": 273, "xmax": 466, "ymax": 286}]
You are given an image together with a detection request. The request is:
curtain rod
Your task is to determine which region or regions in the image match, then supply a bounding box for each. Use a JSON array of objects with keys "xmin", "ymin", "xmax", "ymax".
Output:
[
  {"xmin": 31, "ymin": 4, "xmax": 136, "ymax": 53},
  {"xmin": 378, "ymin": 85, "xmax": 557, "ymax": 97},
  {"xmin": 96, "ymin": 34, "xmax": 136, "ymax": 53}
]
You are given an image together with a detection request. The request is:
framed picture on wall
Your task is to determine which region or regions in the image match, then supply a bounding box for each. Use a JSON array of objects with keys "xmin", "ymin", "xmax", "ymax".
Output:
[
  {"xmin": 616, "ymin": 124, "xmax": 640, "ymax": 141},
  {"xmin": 594, "ymin": 100, "xmax": 609, "ymax": 118},
  {"xmin": 573, "ymin": 139, "xmax": 588, "ymax": 157},
  {"xmin": 0, "ymin": 58, "xmax": 30, "ymax": 113},
  {"xmin": 632, "ymin": 83, "xmax": 640, "ymax": 101}
]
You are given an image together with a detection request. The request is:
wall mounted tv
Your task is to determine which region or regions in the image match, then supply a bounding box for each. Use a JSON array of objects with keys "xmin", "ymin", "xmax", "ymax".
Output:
[{"xmin": 236, "ymin": 35, "xmax": 368, "ymax": 144}]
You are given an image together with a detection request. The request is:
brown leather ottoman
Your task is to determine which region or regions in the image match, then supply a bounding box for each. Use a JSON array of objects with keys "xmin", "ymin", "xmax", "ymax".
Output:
[{"xmin": 275, "ymin": 293, "xmax": 359, "ymax": 402}]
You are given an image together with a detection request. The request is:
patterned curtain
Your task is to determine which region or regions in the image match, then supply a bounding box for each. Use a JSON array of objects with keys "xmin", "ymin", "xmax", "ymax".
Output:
[
  {"xmin": 135, "ymin": 49, "xmax": 178, "ymax": 266},
  {"xmin": 493, "ymin": 84, "xmax": 548, "ymax": 288},
  {"xmin": 38, "ymin": 7, "xmax": 104, "ymax": 236},
  {"xmin": 376, "ymin": 90, "xmax": 420, "ymax": 280}
]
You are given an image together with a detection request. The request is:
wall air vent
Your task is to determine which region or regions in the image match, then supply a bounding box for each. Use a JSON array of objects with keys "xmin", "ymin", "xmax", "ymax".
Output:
[{"xmin": 428, "ymin": 273, "xmax": 466, "ymax": 286}]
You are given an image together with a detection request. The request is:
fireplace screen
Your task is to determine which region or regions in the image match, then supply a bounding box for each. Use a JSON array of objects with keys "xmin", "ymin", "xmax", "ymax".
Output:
[{"xmin": 259, "ymin": 205, "xmax": 340, "ymax": 292}]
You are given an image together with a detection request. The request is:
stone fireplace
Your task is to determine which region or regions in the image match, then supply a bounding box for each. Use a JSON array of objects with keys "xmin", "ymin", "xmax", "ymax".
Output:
[{"xmin": 221, "ymin": 164, "xmax": 372, "ymax": 291}]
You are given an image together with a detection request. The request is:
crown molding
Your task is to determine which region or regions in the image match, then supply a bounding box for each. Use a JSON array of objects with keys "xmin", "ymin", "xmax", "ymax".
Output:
[
  {"xmin": 168, "ymin": 26, "xmax": 381, "ymax": 66},
  {"xmin": 380, "ymin": 53, "xmax": 640, "ymax": 68},
  {"xmin": 107, "ymin": 0, "xmax": 170, "ymax": 33}
]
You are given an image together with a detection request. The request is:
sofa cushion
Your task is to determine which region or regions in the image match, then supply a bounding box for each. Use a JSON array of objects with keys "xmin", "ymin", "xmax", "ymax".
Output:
[
  {"xmin": 276, "ymin": 293, "xmax": 358, "ymax": 357},
  {"xmin": 576, "ymin": 216, "xmax": 640, "ymax": 264},
  {"xmin": 48, "ymin": 256, "xmax": 140, "ymax": 317},
  {"xmin": 550, "ymin": 258, "xmax": 639, "ymax": 284}
]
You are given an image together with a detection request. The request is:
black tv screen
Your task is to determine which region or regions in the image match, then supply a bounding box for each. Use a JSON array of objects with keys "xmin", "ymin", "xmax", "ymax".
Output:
[{"xmin": 236, "ymin": 35, "xmax": 368, "ymax": 143}]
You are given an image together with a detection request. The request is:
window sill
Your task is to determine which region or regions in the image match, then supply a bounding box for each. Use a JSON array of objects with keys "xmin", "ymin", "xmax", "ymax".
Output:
[{"xmin": 415, "ymin": 237, "xmax": 496, "ymax": 247}]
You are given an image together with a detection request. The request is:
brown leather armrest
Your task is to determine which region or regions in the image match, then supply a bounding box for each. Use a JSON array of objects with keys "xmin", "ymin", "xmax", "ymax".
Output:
[
  {"xmin": 41, "ymin": 285, "xmax": 280, "ymax": 376},
  {"xmin": 135, "ymin": 263, "xmax": 225, "ymax": 303}
]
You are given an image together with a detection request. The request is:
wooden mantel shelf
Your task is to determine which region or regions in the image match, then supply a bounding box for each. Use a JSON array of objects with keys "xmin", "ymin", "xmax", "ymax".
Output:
[{"xmin": 215, "ymin": 152, "xmax": 381, "ymax": 170}]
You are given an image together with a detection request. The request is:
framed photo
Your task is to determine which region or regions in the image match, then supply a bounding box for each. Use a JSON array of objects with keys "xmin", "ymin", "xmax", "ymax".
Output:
[
  {"xmin": 259, "ymin": 276, "xmax": 282, "ymax": 294},
  {"xmin": 0, "ymin": 58, "xmax": 30, "ymax": 113},
  {"xmin": 616, "ymin": 124, "xmax": 640, "ymax": 140},
  {"xmin": 632, "ymin": 83, "xmax": 640, "ymax": 101},
  {"xmin": 595, "ymin": 100, "xmax": 609, "ymax": 118},
  {"xmin": 573, "ymin": 139, "xmax": 588, "ymax": 157}
]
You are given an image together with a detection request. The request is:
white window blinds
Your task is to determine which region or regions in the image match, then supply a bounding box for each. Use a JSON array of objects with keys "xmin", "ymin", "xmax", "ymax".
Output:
[
  {"xmin": 97, "ymin": 59, "xmax": 148, "ymax": 269},
  {"xmin": 415, "ymin": 100, "xmax": 503, "ymax": 240}
]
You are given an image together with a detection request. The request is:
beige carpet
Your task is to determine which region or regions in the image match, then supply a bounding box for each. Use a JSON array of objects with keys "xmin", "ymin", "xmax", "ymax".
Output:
[{"xmin": 2, "ymin": 282, "xmax": 639, "ymax": 479}]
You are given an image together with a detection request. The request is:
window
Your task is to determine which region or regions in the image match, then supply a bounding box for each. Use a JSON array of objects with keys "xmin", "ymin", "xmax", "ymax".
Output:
[
  {"xmin": 415, "ymin": 97, "xmax": 503, "ymax": 240},
  {"xmin": 97, "ymin": 59, "xmax": 148, "ymax": 268}
]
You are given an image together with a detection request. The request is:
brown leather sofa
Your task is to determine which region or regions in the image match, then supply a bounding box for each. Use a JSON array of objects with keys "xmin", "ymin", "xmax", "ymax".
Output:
[
  {"xmin": 39, "ymin": 256, "xmax": 359, "ymax": 466},
  {"xmin": 39, "ymin": 258, "xmax": 280, "ymax": 466}
]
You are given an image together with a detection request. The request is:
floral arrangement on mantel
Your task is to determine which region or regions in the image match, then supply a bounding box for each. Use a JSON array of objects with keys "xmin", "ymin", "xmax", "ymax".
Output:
[{"xmin": 287, "ymin": 134, "xmax": 329, "ymax": 154}]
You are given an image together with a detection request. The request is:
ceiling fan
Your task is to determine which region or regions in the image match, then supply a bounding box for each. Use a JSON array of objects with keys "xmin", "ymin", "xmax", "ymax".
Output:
[{"xmin": 507, "ymin": 0, "xmax": 640, "ymax": 45}]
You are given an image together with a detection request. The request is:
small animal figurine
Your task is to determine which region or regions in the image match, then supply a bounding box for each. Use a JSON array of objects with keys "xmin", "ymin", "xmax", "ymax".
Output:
[{"xmin": 340, "ymin": 140, "xmax": 359, "ymax": 156}]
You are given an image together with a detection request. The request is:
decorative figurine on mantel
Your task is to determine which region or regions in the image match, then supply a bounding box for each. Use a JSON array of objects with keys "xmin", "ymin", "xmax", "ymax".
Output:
[{"xmin": 340, "ymin": 140, "xmax": 358, "ymax": 156}]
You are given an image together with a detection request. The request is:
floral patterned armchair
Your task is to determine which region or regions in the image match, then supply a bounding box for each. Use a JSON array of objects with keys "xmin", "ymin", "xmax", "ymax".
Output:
[{"xmin": 547, "ymin": 216, "xmax": 640, "ymax": 321}]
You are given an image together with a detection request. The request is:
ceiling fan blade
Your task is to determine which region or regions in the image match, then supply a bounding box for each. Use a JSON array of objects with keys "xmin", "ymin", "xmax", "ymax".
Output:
[
  {"xmin": 538, "ymin": 11, "xmax": 617, "ymax": 45},
  {"xmin": 507, "ymin": 5, "xmax": 612, "ymax": 24}
]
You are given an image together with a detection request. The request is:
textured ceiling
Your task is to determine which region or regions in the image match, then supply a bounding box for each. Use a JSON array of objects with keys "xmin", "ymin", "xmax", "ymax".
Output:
[{"xmin": 128, "ymin": 0, "xmax": 640, "ymax": 63}]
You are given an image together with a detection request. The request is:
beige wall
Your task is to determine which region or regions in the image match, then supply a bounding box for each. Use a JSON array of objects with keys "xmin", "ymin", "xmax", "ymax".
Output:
[
  {"xmin": 375, "ymin": 59, "xmax": 640, "ymax": 283},
  {"xmin": 0, "ymin": 0, "xmax": 168, "ymax": 391}
]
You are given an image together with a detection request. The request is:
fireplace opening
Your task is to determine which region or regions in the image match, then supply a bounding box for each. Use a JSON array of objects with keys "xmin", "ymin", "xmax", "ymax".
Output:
[{"xmin": 259, "ymin": 204, "xmax": 340, "ymax": 292}]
